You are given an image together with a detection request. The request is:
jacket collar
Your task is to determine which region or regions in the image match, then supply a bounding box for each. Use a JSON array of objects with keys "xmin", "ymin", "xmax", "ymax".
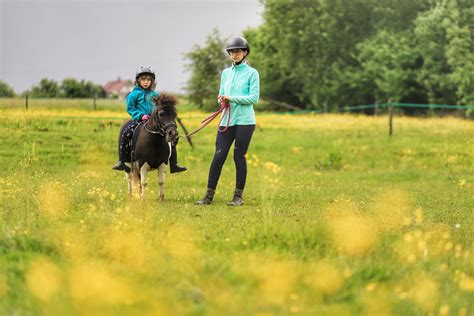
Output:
[{"xmin": 232, "ymin": 61, "xmax": 248, "ymax": 70}]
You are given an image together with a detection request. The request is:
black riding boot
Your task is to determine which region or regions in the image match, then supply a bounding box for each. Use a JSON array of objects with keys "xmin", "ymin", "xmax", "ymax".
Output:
[
  {"xmin": 227, "ymin": 189, "xmax": 244, "ymax": 206},
  {"xmin": 196, "ymin": 188, "xmax": 215, "ymax": 205},
  {"xmin": 112, "ymin": 132, "xmax": 131, "ymax": 172},
  {"xmin": 112, "ymin": 161, "xmax": 130, "ymax": 172},
  {"xmin": 170, "ymin": 145, "xmax": 187, "ymax": 173}
]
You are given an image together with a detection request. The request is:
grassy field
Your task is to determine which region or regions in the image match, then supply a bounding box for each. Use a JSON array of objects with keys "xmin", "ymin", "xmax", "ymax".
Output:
[{"xmin": 0, "ymin": 98, "xmax": 473, "ymax": 315}]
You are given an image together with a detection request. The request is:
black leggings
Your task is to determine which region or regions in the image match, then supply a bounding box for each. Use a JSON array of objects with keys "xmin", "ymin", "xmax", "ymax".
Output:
[
  {"xmin": 118, "ymin": 120, "xmax": 140, "ymax": 162},
  {"xmin": 207, "ymin": 125, "xmax": 255, "ymax": 190}
]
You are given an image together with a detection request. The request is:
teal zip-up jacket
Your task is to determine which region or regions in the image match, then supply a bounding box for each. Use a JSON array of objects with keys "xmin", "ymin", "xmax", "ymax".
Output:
[
  {"xmin": 219, "ymin": 62, "xmax": 260, "ymax": 126},
  {"xmin": 126, "ymin": 85, "xmax": 159, "ymax": 120}
]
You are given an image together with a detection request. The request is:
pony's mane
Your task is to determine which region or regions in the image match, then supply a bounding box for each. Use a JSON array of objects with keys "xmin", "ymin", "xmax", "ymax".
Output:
[{"xmin": 155, "ymin": 92, "xmax": 178, "ymax": 107}]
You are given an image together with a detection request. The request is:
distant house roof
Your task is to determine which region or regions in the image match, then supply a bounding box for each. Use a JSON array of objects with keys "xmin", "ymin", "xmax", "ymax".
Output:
[{"xmin": 103, "ymin": 77, "xmax": 134, "ymax": 98}]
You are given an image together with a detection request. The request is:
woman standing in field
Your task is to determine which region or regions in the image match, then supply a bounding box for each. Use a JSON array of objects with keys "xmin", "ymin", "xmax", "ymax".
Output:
[
  {"xmin": 112, "ymin": 65, "xmax": 186, "ymax": 173},
  {"xmin": 196, "ymin": 36, "xmax": 260, "ymax": 206}
]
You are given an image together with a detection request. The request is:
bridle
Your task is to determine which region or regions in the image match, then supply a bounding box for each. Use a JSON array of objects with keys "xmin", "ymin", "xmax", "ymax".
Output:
[{"xmin": 144, "ymin": 105, "xmax": 177, "ymax": 136}]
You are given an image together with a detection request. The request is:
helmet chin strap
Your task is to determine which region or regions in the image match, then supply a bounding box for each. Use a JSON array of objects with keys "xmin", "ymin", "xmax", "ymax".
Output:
[{"xmin": 233, "ymin": 54, "xmax": 247, "ymax": 66}]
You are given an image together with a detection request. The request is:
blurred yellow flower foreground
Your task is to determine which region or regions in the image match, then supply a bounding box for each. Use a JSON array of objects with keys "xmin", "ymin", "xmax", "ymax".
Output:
[{"xmin": 0, "ymin": 106, "xmax": 472, "ymax": 315}]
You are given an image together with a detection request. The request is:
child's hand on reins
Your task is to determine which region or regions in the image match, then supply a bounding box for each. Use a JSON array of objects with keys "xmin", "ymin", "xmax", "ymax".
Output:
[{"xmin": 141, "ymin": 114, "xmax": 150, "ymax": 121}]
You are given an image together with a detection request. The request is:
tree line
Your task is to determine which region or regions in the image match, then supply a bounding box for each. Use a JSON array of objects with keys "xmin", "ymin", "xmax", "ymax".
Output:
[
  {"xmin": 185, "ymin": 0, "xmax": 473, "ymax": 112},
  {"xmin": 0, "ymin": 78, "xmax": 106, "ymax": 98}
]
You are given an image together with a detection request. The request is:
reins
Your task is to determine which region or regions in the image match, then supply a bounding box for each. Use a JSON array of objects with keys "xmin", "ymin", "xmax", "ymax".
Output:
[
  {"xmin": 144, "ymin": 121, "xmax": 164, "ymax": 135},
  {"xmin": 185, "ymin": 101, "xmax": 231, "ymax": 138}
]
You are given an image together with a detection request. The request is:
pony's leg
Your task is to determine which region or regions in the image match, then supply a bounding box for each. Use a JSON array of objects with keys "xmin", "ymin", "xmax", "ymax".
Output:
[
  {"xmin": 139, "ymin": 163, "xmax": 151, "ymax": 200},
  {"xmin": 158, "ymin": 163, "xmax": 166, "ymax": 202},
  {"xmin": 125, "ymin": 172, "xmax": 133, "ymax": 198}
]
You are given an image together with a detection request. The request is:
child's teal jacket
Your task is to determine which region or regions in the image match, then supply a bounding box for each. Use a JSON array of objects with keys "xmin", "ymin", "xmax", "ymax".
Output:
[{"xmin": 126, "ymin": 85, "xmax": 159, "ymax": 120}]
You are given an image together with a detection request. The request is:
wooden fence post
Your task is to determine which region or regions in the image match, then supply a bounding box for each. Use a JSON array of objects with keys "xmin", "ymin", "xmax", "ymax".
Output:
[
  {"xmin": 93, "ymin": 97, "xmax": 97, "ymax": 110},
  {"xmin": 388, "ymin": 98, "xmax": 393, "ymax": 136},
  {"xmin": 25, "ymin": 94, "xmax": 29, "ymax": 110}
]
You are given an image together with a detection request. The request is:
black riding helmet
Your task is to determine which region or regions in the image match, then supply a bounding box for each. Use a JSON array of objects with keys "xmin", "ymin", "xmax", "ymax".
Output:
[
  {"xmin": 226, "ymin": 36, "xmax": 250, "ymax": 55},
  {"xmin": 135, "ymin": 65, "xmax": 156, "ymax": 80}
]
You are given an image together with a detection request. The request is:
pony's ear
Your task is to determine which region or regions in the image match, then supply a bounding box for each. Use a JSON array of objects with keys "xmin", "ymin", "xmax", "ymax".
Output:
[
  {"xmin": 157, "ymin": 92, "xmax": 177, "ymax": 107},
  {"xmin": 152, "ymin": 96, "xmax": 159, "ymax": 106}
]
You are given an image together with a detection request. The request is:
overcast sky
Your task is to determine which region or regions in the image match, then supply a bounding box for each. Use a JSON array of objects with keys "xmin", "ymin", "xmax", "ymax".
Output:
[{"xmin": 0, "ymin": 0, "xmax": 263, "ymax": 93}]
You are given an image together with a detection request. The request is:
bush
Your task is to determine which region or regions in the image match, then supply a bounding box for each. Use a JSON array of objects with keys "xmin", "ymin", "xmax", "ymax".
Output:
[{"xmin": 0, "ymin": 81, "xmax": 16, "ymax": 97}]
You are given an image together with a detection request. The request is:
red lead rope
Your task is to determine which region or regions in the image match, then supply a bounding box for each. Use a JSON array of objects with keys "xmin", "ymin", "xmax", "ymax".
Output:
[
  {"xmin": 217, "ymin": 102, "xmax": 231, "ymax": 133},
  {"xmin": 185, "ymin": 101, "xmax": 231, "ymax": 137}
]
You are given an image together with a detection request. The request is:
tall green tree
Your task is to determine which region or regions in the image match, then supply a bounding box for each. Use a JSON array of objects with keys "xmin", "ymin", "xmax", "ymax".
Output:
[
  {"xmin": 184, "ymin": 29, "xmax": 228, "ymax": 111},
  {"xmin": 0, "ymin": 81, "xmax": 16, "ymax": 97},
  {"xmin": 246, "ymin": 0, "xmax": 436, "ymax": 110},
  {"xmin": 356, "ymin": 31, "xmax": 422, "ymax": 103},
  {"xmin": 438, "ymin": 0, "xmax": 473, "ymax": 105},
  {"xmin": 246, "ymin": 0, "xmax": 409, "ymax": 110},
  {"xmin": 414, "ymin": 0, "xmax": 473, "ymax": 105},
  {"xmin": 29, "ymin": 78, "xmax": 60, "ymax": 98}
]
